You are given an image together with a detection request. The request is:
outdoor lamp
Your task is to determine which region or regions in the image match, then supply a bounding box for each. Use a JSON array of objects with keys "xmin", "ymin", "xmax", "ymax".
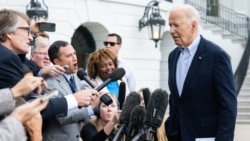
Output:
[
  {"xmin": 139, "ymin": 0, "xmax": 165, "ymax": 48},
  {"xmin": 26, "ymin": 0, "xmax": 48, "ymax": 21}
]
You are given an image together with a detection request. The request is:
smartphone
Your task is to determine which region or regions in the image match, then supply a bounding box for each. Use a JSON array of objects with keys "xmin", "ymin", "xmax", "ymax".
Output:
[
  {"xmin": 41, "ymin": 90, "xmax": 59, "ymax": 101},
  {"xmin": 39, "ymin": 22, "xmax": 56, "ymax": 32}
]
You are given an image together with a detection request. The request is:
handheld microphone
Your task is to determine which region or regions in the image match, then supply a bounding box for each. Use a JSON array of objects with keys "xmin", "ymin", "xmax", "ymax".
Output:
[
  {"xmin": 126, "ymin": 105, "xmax": 146, "ymax": 141},
  {"xmin": 95, "ymin": 67, "xmax": 125, "ymax": 92},
  {"xmin": 118, "ymin": 81, "xmax": 126, "ymax": 109},
  {"xmin": 113, "ymin": 92, "xmax": 141, "ymax": 141},
  {"xmin": 77, "ymin": 68, "xmax": 96, "ymax": 88},
  {"xmin": 142, "ymin": 88, "xmax": 150, "ymax": 107}
]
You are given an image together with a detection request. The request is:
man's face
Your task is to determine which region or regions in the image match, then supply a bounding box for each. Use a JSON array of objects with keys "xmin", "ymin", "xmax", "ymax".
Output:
[
  {"xmin": 31, "ymin": 46, "xmax": 51, "ymax": 68},
  {"xmin": 54, "ymin": 45, "xmax": 78, "ymax": 74},
  {"xmin": 168, "ymin": 10, "xmax": 195, "ymax": 48},
  {"xmin": 9, "ymin": 16, "xmax": 33, "ymax": 54},
  {"xmin": 104, "ymin": 36, "xmax": 121, "ymax": 56},
  {"xmin": 31, "ymin": 36, "xmax": 51, "ymax": 68}
]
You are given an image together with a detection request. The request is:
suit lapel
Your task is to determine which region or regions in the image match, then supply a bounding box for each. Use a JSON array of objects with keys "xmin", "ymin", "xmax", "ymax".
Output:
[
  {"xmin": 181, "ymin": 37, "xmax": 206, "ymax": 96},
  {"xmin": 73, "ymin": 73, "xmax": 82, "ymax": 91},
  {"xmin": 170, "ymin": 48, "xmax": 182, "ymax": 96},
  {"xmin": 56, "ymin": 75, "xmax": 73, "ymax": 95}
]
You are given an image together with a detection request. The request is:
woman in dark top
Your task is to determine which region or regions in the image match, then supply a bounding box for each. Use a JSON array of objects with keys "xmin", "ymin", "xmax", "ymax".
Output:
[{"xmin": 80, "ymin": 93, "xmax": 121, "ymax": 141}]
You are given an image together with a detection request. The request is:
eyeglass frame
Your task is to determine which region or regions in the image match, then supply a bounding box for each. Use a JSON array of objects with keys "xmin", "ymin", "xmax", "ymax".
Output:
[
  {"xmin": 103, "ymin": 41, "xmax": 120, "ymax": 47},
  {"xmin": 16, "ymin": 26, "xmax": 31, "ymax": 36},
  {"xmin": 32, "ymin": 51, "xmax": 48, "ymax": 56}
]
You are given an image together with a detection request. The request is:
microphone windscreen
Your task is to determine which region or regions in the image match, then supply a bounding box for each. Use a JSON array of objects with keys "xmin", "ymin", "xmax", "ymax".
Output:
[
  {"xmin": 77, "ymin": 68, "xmax": 86, "ymax": 80},
  {"xmin": 109, "ymin": 68, "xmax": 126, "ymax": 81},
  {"xmin": 118, "ymin": 81, "xmax": 126, "ymax": 109},
  {"xmin": 126, "ymin": 105, "xmax": 146, "ymax": 141},
  {"xmin": 142, "ymin": 88, "xmax": 151, "ymax": 107},
  {"xmin": 77, "ymin": 68, "xmax": 96, "ymax": 88},
  {"xmin": 145, "ymin": 88, "xmax": 168, "ymax": 128},
  {"xmin": 119, "ymin": 92, "xmax": 141, "ymax": 125}
]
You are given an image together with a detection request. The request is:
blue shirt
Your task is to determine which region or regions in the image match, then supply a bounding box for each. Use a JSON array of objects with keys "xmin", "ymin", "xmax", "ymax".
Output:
[{"xmin": 106, "ymin": 81, "xmax": 119, "ymax": 98}]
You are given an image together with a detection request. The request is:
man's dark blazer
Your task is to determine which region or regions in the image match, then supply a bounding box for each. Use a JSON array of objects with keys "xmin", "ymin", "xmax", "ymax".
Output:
[
  {"xmin": 165, "ymin": 36, "xmax": 237, "ymax": 141},
  {"xmin": 0, "ymin": 44, "xmax": 67, "ymax": 120},
  {"xmin": 0, "ymin": 45, "xmax": 24, "ymax": 89}
]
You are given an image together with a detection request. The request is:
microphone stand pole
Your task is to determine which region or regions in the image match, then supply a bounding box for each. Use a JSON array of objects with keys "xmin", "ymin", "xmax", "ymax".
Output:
[{"xmin": 113, "ymin": 124, "xmax": 125, "ymax": 141}]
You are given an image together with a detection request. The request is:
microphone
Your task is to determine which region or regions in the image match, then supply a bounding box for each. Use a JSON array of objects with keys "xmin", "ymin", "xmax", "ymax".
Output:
[
  {"xmin": 113, "ymin": 92, "xmax": 141, "ymax": 141},
  {"xmin": 131, "ymin": 88, "xmax": 168, "ymax": 141},
  {"xmin": 142, "ymin": 88, "xmax": 150, "ymax": 107},
  {"xmin": 118, "ymin": 81, "xmax": 126, "ymax": 109},
  {"xmin": 77, "ymin": 68, "xmax": 96, "ymax": 88},
  {"xmin": 95, "ymin": 67, "xmax": 125, "ymax": 92},
  {"xmin": 145, "ymin": 88, "xmax": 168, "ymax": 128},
  {"xmin": 78, "ymin": 68, "xmax": 125, "ymax": 106},
  {"xmin": 126, "ymin": 105, "xmax": 146, "ymax": 141}
]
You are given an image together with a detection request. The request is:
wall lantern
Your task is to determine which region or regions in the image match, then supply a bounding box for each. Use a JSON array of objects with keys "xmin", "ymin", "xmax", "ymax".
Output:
[
  {"xmin": 26, "ymin": 0, "xmax": 48, "ymax": 21},
  {"xmin": 139, "ymin": 0, "xmax": 165, "ymax": 48}
]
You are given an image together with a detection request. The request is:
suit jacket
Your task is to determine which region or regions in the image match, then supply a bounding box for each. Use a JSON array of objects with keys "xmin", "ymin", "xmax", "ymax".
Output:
[
  {"xmin": 0, "ymin": 45, "xmax": 24, "ymax": 89},
  {"xmin": 165, "ymin": 36, "xmax": 237, "ymax": 140},
  {"xmin": 43, "ymin": 74, "xmax": 90, "ymax": 141},
  {"xmin": 0, "ymin": 115, "xmax": 27, "ymax": 141},
  {"xmin": 0, "ymin": 88, "xmax": 16, "ymax": 115}
]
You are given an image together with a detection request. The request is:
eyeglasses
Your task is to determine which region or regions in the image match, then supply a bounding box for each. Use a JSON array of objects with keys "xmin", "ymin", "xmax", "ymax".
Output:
[
  {"xmin": 103, "ymin": 41, "xmax": 120, "ymax": 46},
  {"xmin": 33, "ymin": 52, "xmax": 48, "ymax": 56},
  {"xmin": 17, "ymin": 27, "xmax": 31, "ymax": 35}
]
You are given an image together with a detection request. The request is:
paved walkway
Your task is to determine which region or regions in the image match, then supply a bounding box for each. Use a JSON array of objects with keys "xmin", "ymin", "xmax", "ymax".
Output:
[{"xmin": 234, "ymin": 124, "xmax": 250, "ymax": 141}]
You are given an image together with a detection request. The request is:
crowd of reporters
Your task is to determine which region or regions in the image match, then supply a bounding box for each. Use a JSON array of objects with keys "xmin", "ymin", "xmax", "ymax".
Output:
[{"xmin": 0, "ymin": 8, "xmax": 168, "ymax": 141}]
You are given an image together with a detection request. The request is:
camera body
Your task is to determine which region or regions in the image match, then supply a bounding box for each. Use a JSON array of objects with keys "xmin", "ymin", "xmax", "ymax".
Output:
[{"xmin": 39, "ymin": 22, "xmax": 56, "ymax": 32}]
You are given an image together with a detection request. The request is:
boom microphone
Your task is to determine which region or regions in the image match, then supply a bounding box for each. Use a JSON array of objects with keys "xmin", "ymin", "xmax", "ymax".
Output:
[
  {"xmin": 145, "ymin": 88, "xmax": 168, "ymax": 128},
  {"xmin": 131, "ymin": 88, "xmax": 168, "ymax": 141},
  {"xmin": 118, "ymin": 81, "xmax": 126, "ymax": 109},
  {"xmin": 142, "ymin": 88, "xmax": 150, "ymax": 107},
  {"xmin": 95, "ymin": 67, "xmax": 125, "ymax": 92},
  {"xmin": 126, "ymin": 105, "xmax": 146, "ymax": 141},
  {"xmin": 77, "ymin": 68, "xmax": 96, "ymax": 88},
  {"xmin": 113, "ymin": 92, "xmax": 141, "ymax": 141}
]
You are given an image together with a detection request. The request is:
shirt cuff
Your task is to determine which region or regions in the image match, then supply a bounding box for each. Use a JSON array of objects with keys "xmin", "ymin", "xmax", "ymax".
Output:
[
  {"xmin": 37, "ymin": 69, "xmax": 42, "ymax": 77},
  {"xmin": 64, "ymin": 94, "xmax": 78, "ymax": 110},
  {"xmin": 87, "ymin": 106, "xmax": 94, "ymax": 116}
]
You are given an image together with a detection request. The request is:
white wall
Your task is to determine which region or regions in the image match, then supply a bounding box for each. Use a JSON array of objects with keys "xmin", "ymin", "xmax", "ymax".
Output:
[{"xmin": 0, "ymin": 0, "xmax": 244, "ymax": 92}]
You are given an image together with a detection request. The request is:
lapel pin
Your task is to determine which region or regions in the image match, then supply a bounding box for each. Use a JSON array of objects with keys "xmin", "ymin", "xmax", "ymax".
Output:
[{"xmin": 198, "ymin": 56, "xmax": 202, "ymax": 60}]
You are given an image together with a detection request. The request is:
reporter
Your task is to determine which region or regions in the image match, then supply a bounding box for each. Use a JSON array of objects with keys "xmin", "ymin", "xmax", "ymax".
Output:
[{"xmin": 81, "ymin": 93, "xmax": 120, "ymax": 141}]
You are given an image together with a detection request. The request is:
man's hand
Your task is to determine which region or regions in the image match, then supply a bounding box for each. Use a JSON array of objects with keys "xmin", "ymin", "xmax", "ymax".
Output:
[
  {"xmin": 40, "ymin": 65, "xmax": 65, "ymax": 78},
  {"xmin": 11, "ymin": 98, "xmax": 48, "ymax": 123},
  {"xmin": 11, "ymin": 75, "xmax": 46, "ymax": 98},
  {"xmin": 30, "ymin": 21, "xmax": 46, "ymax": 34},
  {"xmin": 24, "ymin": 113, "xmax": 43, "ymax": 141},
  {"xmin": 73, "ymin": 89, "xmax": 98, "ymax": 107}
]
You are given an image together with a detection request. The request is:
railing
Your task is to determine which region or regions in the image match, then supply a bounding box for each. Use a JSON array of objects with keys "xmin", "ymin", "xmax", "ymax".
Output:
[
  {"xmin": 185, "ymin": 0, "xmax": 248, "ymax": 39},
  {"xmin": 234, "ymin": 27, "xmax": 250, "ymax": 94},
  {"xmin": 184, "ymin": 0, "xmax": 250, "ymax": 95}
]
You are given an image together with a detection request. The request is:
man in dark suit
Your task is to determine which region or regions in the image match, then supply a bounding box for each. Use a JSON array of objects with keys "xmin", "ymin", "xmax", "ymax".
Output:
[
  {"xmin": 0, "ymin": 9, "xmax": 91, "ymax": 121},
  {"xmin": 165, "ymin": 5, "xmax": 237, "ymax": 141}
]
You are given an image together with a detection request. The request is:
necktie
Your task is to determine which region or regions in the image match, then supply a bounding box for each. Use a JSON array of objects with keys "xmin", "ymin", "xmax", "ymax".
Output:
[
  {"xmin": 176, "ymin": 48, "xmax": 190, "ymax": 96},
  {"xmin": 68, "ymin": 76, "xmax": 77, "ymax": 93}
]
